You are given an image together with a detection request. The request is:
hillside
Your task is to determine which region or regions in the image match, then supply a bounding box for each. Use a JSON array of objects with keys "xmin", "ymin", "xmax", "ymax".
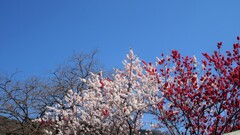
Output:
[{"xmin": 0, "ymin": 116, "xmax": 21, "ymax": 135}]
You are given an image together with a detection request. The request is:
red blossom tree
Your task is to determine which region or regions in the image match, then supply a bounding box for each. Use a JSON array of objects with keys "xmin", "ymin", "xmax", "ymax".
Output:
[{"xmin": 147, "ymin": 37, "xmax": 240, "ymax": 134}]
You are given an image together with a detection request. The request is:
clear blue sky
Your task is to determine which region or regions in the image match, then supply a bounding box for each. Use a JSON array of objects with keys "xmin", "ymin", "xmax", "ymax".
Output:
[{"xmin": 0, "ymin": 0, "xmax": 239, "ymax": 78}]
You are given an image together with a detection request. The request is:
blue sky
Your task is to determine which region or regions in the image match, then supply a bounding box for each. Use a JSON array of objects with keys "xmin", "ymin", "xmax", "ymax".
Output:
[{"xmin": 0, "ymin": 0, "xmax": 239, "ymax": 78}]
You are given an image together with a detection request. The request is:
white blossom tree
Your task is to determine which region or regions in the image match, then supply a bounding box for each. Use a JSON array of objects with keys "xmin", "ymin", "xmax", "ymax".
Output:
[{"xmin": 35, "ymin": 49, "xmax": 161, "ymax": 135}]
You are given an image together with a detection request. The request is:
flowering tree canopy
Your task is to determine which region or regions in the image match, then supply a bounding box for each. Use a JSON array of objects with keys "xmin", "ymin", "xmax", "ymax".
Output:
[
  {"xmin": 146, "ymin": 37, "xmax": 240, "ymax": 134},
  {"xmin": 35, "ymin": 49, "xmax": 161, "ymax": 135},
  {"xmin": 34, "ymin": 37, "xmax": 240, "ymax": 135}
]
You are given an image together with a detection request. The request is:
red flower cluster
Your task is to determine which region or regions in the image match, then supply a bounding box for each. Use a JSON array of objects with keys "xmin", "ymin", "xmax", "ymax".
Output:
[{"xmin": 145, "ymin": 37, "xmax": 240, "ymax": 134}]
